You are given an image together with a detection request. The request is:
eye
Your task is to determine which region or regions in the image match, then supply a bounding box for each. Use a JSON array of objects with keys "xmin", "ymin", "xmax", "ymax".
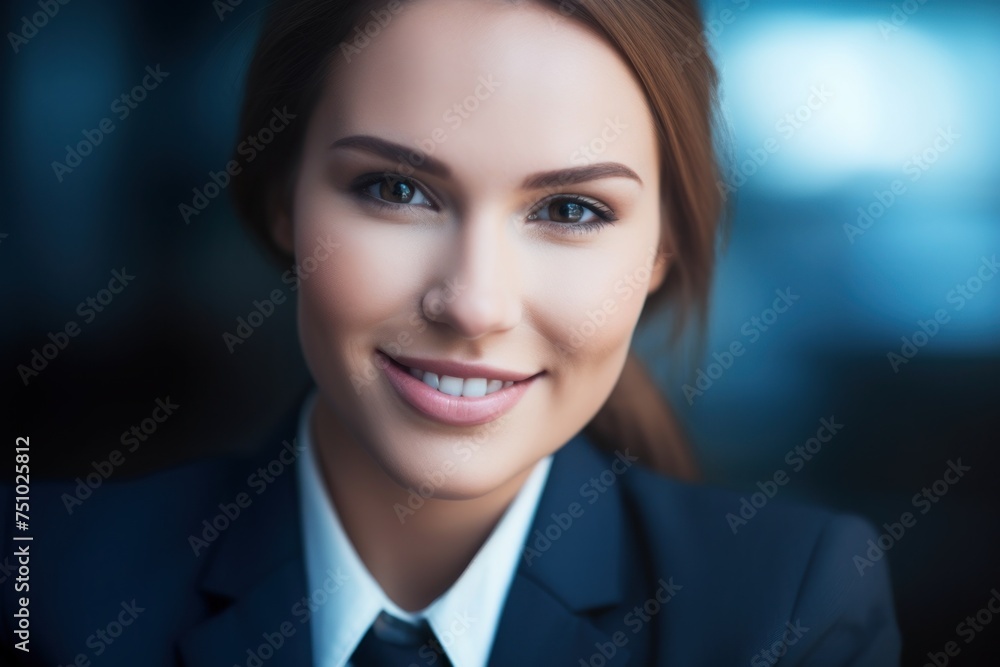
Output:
[
  {"xmin": 352, "ymin": 173, "xmax": 436, "ymax": 210},
  {"xmin": 527, "ymin": 195, "xmax": 618, "ymax": 234}
]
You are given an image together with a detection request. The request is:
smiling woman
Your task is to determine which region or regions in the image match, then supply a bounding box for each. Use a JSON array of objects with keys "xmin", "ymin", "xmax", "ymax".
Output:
[{"xmin": 8, "ymin": 0, "xmax": 900, "ymax": 665}]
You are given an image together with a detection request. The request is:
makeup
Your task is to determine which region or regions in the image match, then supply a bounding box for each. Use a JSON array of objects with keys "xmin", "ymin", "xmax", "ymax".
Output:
[
  {"xmin": 378, "ymin": 351, "xmax": 540, "ymax": 427},
  {"xmin": 291, "ymin": 0, "xmax": 666, "ymax": 499}
]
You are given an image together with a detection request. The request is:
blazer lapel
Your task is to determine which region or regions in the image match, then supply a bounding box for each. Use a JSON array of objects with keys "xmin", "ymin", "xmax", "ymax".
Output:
[
  {"xmin": 176, "ymin": 402, "xmax": 633, "ymax": 667},
  {"xmin": 178, "ymin": 559, "xmax": 313, "ymax": 667},
  {"xmin": 178, "ymin": 408, "xmax": 314, "ymax": 667},
  {"xmin": 489, "ymin": 431, "xmax": 633, "ymax": 666}
]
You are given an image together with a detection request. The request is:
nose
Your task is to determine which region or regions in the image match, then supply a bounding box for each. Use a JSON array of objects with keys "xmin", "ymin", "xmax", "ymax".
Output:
[{"xmin": 422, "ymin": 209, "xmax": 522, "ymax": 339}]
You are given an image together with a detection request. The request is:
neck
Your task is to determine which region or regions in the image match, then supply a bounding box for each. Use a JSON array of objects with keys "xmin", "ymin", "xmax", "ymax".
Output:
[{"xmin": 310, "ymin": 398, "xmax": 533, "ymax": 612}]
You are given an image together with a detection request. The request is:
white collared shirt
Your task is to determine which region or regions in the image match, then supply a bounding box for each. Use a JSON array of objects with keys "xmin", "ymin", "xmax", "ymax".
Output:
[{"xmin": 295, "ymin": 392, "xmax": 553, "ymax": 667}]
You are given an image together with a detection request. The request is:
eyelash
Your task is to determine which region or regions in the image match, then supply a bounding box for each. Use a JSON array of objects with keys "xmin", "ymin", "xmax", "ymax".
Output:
[
  {"xmin": 527, "ymin": 195, "xmax": 618, "ymax": 235},
  {"xmin": 350, "ymin": 173, "xmax": 440, "ymax": 211},
  {"xmin": 347, "ymin": 172, "xmax": 618, "ymax": 235}
]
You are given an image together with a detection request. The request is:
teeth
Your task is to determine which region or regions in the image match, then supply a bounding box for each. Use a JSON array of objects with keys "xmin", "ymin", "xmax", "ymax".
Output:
[
  {"xmin": 438, "ymin": 375, "xmax": 464, "ymax": 396},
  {"xmin": 462, "ymin": 378, "xmax": 487, "ymax": 397},
  {"xmin": 407, "ymin": 367, "xmax": 517, "ymax": 396},
  {"xmin": 421, "ymin": 371, "xmax": 439, "ymax": 390}
]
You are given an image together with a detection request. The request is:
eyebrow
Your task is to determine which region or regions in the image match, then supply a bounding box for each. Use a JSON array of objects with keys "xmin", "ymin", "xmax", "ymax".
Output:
[
  {"xmin": 328, "ymin": 134, "xmax": 643, "ymax": 189},
  {"xmin": 522, "ymin": 163, "xmax": 642, "ymax": 190},
  {"xmin": 330, "ymin": 135, "xmax": 451, "ymax": 179}
]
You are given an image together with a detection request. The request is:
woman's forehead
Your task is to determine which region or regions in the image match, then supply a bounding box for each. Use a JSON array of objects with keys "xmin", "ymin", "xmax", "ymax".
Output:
[{"xmin": 312, "ymin": 0, "xmax": 659, "ymax": 182}]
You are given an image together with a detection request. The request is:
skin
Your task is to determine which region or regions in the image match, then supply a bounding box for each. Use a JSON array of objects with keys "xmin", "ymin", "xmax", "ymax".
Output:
[{"xmin": 272, "ymin": 0, "xmax": 669, "ymax": 611}]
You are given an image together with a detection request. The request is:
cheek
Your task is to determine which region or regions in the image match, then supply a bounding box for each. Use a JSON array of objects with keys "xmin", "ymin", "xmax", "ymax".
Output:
[
  {"xmin": 531, "ymin": 236, "xmax": 660, "ymax": 363},
  {"xmin": 293, "ymin": 197, "xmax": 426, "ymax": 338},
  {"xmin": 291, "ymin": 211, "xmax": 421, "ymax": 395}
]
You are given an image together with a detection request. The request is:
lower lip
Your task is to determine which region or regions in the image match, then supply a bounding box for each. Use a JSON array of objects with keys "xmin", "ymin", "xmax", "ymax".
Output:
[{"xmin": 379, "ymin": 352, "xmax": 539, "ymax": 427}]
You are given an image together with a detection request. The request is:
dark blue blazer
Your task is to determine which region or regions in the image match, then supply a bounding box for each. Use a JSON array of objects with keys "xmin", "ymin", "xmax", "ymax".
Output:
[{"xmin": 2, "ymin": 403, "xmax": 900, "ymax": 666}]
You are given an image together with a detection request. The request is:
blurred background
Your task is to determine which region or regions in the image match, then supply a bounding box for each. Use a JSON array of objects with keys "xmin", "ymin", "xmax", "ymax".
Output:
[{"xmin": 3, "ymin": 0, "xmax": 998, "ymax": 662}]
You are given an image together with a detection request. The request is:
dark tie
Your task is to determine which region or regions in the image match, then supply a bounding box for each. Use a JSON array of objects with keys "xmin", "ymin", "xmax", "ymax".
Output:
[{"xmin": 350, "ymin": 610, "xmax": 453, "ymax": 667}]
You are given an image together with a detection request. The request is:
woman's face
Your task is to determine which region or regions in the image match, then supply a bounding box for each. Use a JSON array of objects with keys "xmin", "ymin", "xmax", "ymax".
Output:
[{"xmin": 282, "ymin": 0, "xmax": 668, "ymax": 498}]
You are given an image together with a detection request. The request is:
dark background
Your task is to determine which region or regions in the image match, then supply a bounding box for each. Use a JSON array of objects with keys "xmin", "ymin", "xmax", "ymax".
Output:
[{"xmin": 3, "ymin": 0, "xmax": 998, "ymax": 663}]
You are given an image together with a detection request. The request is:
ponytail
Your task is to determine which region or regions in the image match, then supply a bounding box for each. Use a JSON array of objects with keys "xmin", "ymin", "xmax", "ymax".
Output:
[{"xmin": 585, "ymin": 349, "xmax": 700, "ymax": 481}]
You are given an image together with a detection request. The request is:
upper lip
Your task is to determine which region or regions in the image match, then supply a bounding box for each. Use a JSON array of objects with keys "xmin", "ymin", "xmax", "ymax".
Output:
[{"xmin": 380, "ymin": 351, "xmax": 541, "ymax": 382}]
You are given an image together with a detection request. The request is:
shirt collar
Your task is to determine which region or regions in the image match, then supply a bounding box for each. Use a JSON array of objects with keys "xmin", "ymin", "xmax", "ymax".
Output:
[{"xmin": 296, "ymin": 391, "xmax": 553, "ymax": 667}]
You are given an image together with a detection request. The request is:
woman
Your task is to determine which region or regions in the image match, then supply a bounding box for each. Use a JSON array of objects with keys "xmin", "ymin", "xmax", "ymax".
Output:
[{"xmin": 4, "ymin": 0, "xmax": 900, "ymax": 665}]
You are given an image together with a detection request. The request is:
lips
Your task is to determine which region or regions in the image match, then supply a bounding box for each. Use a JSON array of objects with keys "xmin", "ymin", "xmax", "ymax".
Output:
[
  {"xmin": 377, "ymin": 351, "xmax": 541, "ymax": 426},
  {"xmin": 406, "ymin": 366, "xmax": 513, "ymax": 397},
  {"xmin": 390, "ymin": 353, "xmax": 536, "ymax": 383}
]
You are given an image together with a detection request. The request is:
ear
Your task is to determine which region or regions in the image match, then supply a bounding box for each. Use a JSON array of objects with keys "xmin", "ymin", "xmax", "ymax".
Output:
[
  {"xmin": 269, "ymin": 202, "xmax": 295, "ymax": 257},
  {"xmin": 647, "ymin": 242, "xmax": 672, "ymax": 296},
  {"xmin": 647, "ymin": 205, "xmax": 673, "ymax": 295},
  {"xmin": 267, "ymin": 183, "xmax": 295, "ymax": 257}
]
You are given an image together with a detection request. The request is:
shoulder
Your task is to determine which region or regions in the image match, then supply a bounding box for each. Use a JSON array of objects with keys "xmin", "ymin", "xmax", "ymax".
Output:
[
  {"xmin": 9, "ymin": 419, "xmax": 303, "ymax": 554},
  {"xmin": 13, "ymin": 453, "xmax": 246, "ymax": 548},
  {"xmin": 621, "ymin": 457, "xmax": 841, "ymax": 557},
  {"xmin": 611, "ymin": 454, "xmax": 901, "ymax": 664},
  {"xmin": 0, "ymin": 455, "xmax": 249, "ymax": 665}
]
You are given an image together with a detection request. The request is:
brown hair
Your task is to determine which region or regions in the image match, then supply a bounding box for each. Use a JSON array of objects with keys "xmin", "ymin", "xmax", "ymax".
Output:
[{"xmin": 230, "ymin": 0, "xmax": 725, "ymax": 481}]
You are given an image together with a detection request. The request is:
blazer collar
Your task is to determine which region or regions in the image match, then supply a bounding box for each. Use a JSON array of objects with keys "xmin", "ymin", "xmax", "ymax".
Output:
[
  {"xmin": 178, "ymin": 399, "xmax": 314, "ymax": 667},
  {"xmin": 179, "ymin": 397, "xmax": 631, "ymax": 667},
  {"xmin": 488, "ymin": 429, "xmax": 633, "ymax": 666}
]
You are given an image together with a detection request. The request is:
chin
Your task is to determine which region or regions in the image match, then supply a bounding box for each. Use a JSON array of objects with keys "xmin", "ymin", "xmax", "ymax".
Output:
[{"xmin": 363, "ymin": 421, "xmax": 542, "ymax": 501}]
